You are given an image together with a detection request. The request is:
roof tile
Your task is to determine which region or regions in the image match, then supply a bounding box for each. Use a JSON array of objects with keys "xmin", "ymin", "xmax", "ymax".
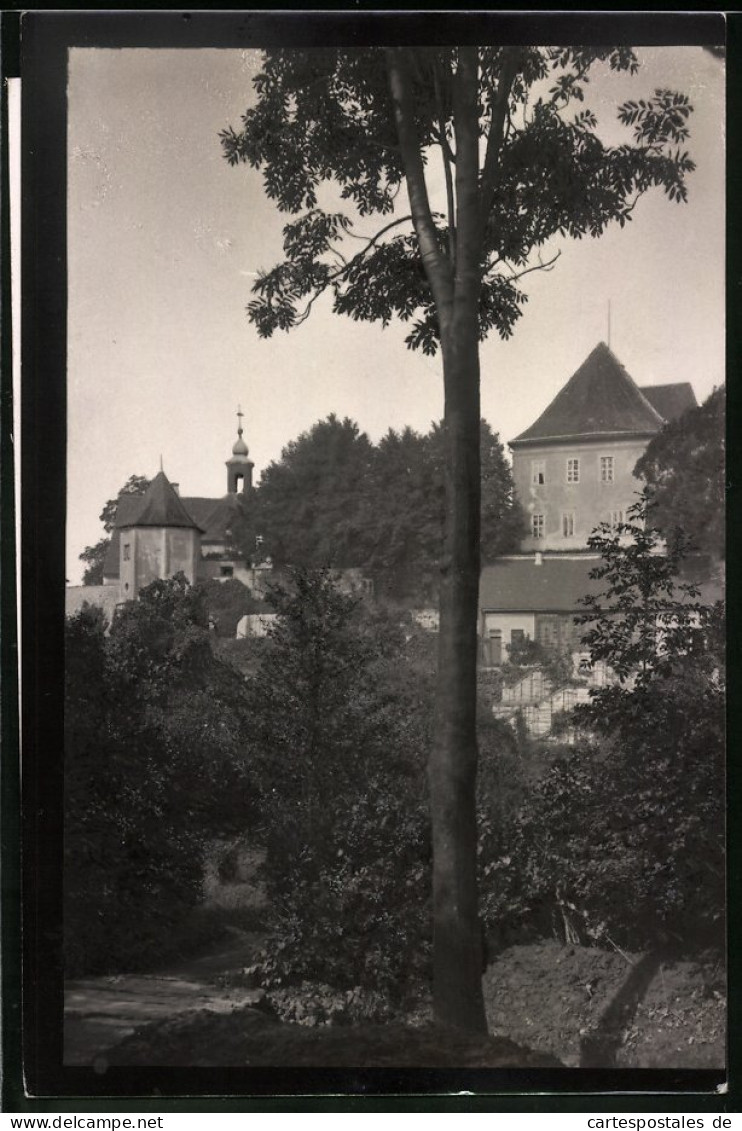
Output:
[
  {"xmin": 639, "ymin": 382, "xmax": 698, "ymax": 422},
  {"xmin": 117, "ymin": 471, "xmax": 205, "ymax": 532},
  {"xmin": 479, "ymin": 554, "xmax": 723, "ymax": 614},
  {"xmin": 511, "ymin": 342, "xmax": 665, "ymax": 445}
]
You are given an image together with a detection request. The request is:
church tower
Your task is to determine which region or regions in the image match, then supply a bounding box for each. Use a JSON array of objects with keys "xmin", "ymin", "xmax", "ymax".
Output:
[{"xmin": 226, "ymin": 406, "xmax": 254, "ymax": 495}]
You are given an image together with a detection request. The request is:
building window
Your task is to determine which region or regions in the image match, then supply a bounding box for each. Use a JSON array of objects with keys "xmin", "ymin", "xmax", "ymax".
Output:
[
  {"xmin": 609, "ymin": 509, "xmax": 624, "ymax": 530},
  {"xmin": 531, "ymin": 460, "xmax": 545, "ymax": 486},
  {"xmin": 532, "ymin": 513, "xmax": 545, "ymax": 539},
  {"xmin": 600, "ymin": 455, "xmax": 615, "ymax": 483},
  {"xmin": 220, "ymin": 565, "xmax": 234, "ymax": 578},
  {"xmin": 566, "ymin": 458, "xmax": 580, "ymax": 483},
  {"xmin": 562, "ymin": 511, "xmax": 575, "ymax": 538},
  {"xmin": 485, "ymin": 629, "xmax": 503, "ymax": 667},
  {"xmin": 123, "ymin": 543, "xmax": 130, "ymax": 561}
]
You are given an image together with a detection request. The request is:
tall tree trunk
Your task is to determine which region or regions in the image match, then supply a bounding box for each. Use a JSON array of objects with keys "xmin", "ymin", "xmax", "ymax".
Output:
[
  {"xmin": 428, "ymin": 46, "xmax": 488, "ymax": 1032},
  {"xmin": 431, "ymin": 318, "xmax": 487, "ymax": 1032},
  {"xmin": 387, "ymin": 44, "xmax": 487, "ymax": 1033}
]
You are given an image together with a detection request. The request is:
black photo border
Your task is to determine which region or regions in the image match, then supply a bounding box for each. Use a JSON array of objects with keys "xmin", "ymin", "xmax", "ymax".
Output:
[{"xmin": 8, "ymin": 7, "xmax": 737, "ymax": 1111}]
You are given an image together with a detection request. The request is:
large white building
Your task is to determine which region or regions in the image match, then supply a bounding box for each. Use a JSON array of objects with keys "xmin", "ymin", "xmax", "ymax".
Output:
[
  {"xmin": 479, "ymin": 342, "xmax": 704, "ymax": 666},
  {"xmin": 509, "ymin": 341, "xmax": 696, "ymax": 553}
]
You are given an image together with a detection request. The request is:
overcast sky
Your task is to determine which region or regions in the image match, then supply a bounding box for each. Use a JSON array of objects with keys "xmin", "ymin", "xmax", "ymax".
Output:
[{"xmin": 67, "ymin": 46, "xmax": 724, "ymax": 584}]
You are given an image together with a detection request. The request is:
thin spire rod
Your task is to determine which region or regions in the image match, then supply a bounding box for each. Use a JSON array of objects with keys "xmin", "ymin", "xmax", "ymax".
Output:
[
  {"xmin": 607, "ymin": 300, "xmax": 612, "ymax": 349},
  {"xmin": 236, "ymin": 403, "xmax": 244, "ymax": 438}
]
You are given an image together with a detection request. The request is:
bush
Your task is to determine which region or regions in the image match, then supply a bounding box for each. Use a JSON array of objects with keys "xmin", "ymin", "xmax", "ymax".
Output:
[
  {"xmin": 479, "ymin": 678, "xmax": 724, "ymax": 954},
  {"xmin": 503, "ymin": 636, "xmax": 575, "ymax": 689},
  {"xmin": 202, "ymin": 578, "xmax": 262, "ymax": 638},
  {"xmin": 64, "ymin": 578, "xmax": 253, "ymax": 976},
  {"xmin": 244, "ymin": 569, "xmax": 433, "ymax": 1004}
]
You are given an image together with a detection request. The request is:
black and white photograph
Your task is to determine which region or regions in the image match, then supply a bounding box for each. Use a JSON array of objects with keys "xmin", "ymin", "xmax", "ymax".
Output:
[{"xmin": 17, "ymin": 11, "xmax": 728, "ymax": 1100}]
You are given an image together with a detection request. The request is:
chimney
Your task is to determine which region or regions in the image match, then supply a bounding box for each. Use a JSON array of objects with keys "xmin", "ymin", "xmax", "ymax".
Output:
[{"xmin": 534, "ymin": 551, "xmax": 543, "ymax": 566}]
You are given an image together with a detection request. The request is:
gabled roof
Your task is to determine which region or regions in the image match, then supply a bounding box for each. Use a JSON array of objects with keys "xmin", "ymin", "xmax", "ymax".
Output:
[
  {"xmin": 479, "ymin": 556, "xmax": 604, "ymax": 613},
  {"xmin": 185, "ymin": 496, "xmax": 240, "ymax": 544},
  {"xmin": 117, "ymin": 471, "xmax": 205, "ymax": 532},
  {"xmin": 510, "ymin": 342, "xmax": 666, "ymax": 446},
  {"xmin": 639, "ymin": 383, "xmax": 698, "ymax": 423},
  {"xmin": 479, "ymin": 554, "xmax": 723, "ymax": 615}
]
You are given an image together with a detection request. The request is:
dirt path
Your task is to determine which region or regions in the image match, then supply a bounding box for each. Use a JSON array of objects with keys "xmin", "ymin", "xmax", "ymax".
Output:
[{"xmin": 64, "ymin": 932, "xmax": 268, "ymax": 1066}]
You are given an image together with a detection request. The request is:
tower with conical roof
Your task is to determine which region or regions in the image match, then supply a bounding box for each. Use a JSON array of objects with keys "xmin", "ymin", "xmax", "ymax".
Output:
[
  {"xmin": 509, "ymin": 342, "xmax": 697, "ymax": 552},
  {"xmin": 116, "ymin": 469, "xmax": 205, "ymax": 600},
  {"xmin": 226, "ymin": 406, "xmax": 254, "ymax": 495}
]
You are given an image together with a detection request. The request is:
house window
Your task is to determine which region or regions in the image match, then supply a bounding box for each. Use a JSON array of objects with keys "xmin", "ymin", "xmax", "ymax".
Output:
[
  {"xmin": 531, "ymin": 460, "xmax": 546, "ymax": 486},
  {"xmin": 123, "ymin": 543, "xmax": 130, "ymax": 561},
  {"xmin": 485, "ymin": 629, "xmax": 503, "ymax": 667},
  {"xmin": 562, "ymin": 511, "xmax": 575, "ymax": 538},
  {"xmin": 609, "ymin": 509, "xmax": 624, "ymax": 530},
  {"xmin": 537, "ymin": 616, "xmax": 559, "ymax": 650},
  {"xmin": 566, "ymin": 458, "xmax": 580, "ymax": 483},
  {"xmin": 220, "ymin": 565, "xmax": 234, "ymax": 578},
  {"xmin": 600, "ymin": 455, "xmax": 615, "ymax": 483},
  {"xmin": 532, "ymin": 513, "xmax": 545, "ymax": 540}
]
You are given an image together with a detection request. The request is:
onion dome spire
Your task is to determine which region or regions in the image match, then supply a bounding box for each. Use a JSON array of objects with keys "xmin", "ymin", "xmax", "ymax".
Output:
[
  {"xmin": 232, "ymin": 404, "xmax": 249, "ymax": 457},
  {"xmin": 226, "ymin": 404, "xmax": 254, "ymax": 494}
]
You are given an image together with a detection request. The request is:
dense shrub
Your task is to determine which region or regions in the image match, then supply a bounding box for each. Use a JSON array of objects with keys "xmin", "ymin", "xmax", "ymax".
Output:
[
  {"xmin": 64, "ymin": 578, "xmax": 253, "ymax": 976},
  {"xmin": 479, "ymin": 674, "xmax": 724, "ymax": 953},
  {"xmin": 202, "ymin": 577, "xmax": 262, "ymax": 638},
  {"xmin": 502, "ymin": 637, "xmax": 575, "ymax": 690},
  {"xmin": 243, "ymin": 569, "xmax": 433, "ymax": 1004},
  {"xmin": 479, "ymin": 505, "xmax": 725, "ymax": 954}
]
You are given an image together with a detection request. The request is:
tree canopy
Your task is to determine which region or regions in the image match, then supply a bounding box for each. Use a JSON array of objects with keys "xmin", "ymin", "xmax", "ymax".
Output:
[
  {"xmin": 246, "ymin": 414, "xmax": 376, "ymax": 570},
  {"xmin": 222, "ymin": 48, "xmax": 694, "ymax": 355},
  {"xmin": 634, "ymin": 386, "xmax": 725, "ymax": 559},
  {"xmin": 235, "ymin": 414, "xmax": 524, "ymax": 599},
  {"xmin": 79, "ymin": 474, "xmax": 151, "ymax": 585}
]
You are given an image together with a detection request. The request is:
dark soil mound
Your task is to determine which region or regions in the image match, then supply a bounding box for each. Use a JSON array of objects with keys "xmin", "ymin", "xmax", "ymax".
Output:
[
  {"xmin": 108, "ymin": 1008, "xmax": 564, "ymax": 1068},
  {"xmin": 482, "ymin": 941, "xmax": 725, "ymax": 1069}
]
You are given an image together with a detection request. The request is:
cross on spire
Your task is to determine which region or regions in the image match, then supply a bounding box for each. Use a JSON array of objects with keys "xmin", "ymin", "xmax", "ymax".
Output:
[{"xmin": 236, "ymin": 404, "xmax": 244, "ymax": 438}]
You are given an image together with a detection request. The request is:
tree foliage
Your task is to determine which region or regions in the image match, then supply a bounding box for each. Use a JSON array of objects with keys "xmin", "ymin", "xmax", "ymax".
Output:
[
  {"xmin": 78, "ymin": 538, "xmax": 112, "ymax": 587},
  {"xmin": 479, "ymin": 502, "xmax": 725, "ymax": 952},
  {"xmin": 222, "ymin": 48, "xmax": 693, "ymax": 354},
  {"xmin": 575, "ymin": 498, "xmax": 708, "ymax": 685},
  {"xmin": 247, "ymin": 415, "xmax": 376, "ymax": 570},
  {"xmin": 64, "ymin": 577, "xmax": 252, "ymax": 975},
  {"xmin": 234, "ymin": 415, "xmax": 524, "ymax": 600},
  {"xmin": 79, "ymin": 474, "xmax": 151, "ymax": 585},
  {"xmin": 243, "ymin": 569, "xmax": 433, "ymax": 1000},
  {"xmin": 201, "ymin": 577, "xmax": 264, "ymax": 638},
  {"xmin": 634, "ymin": 386, "xmax": 725, "ymax": 560}
]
